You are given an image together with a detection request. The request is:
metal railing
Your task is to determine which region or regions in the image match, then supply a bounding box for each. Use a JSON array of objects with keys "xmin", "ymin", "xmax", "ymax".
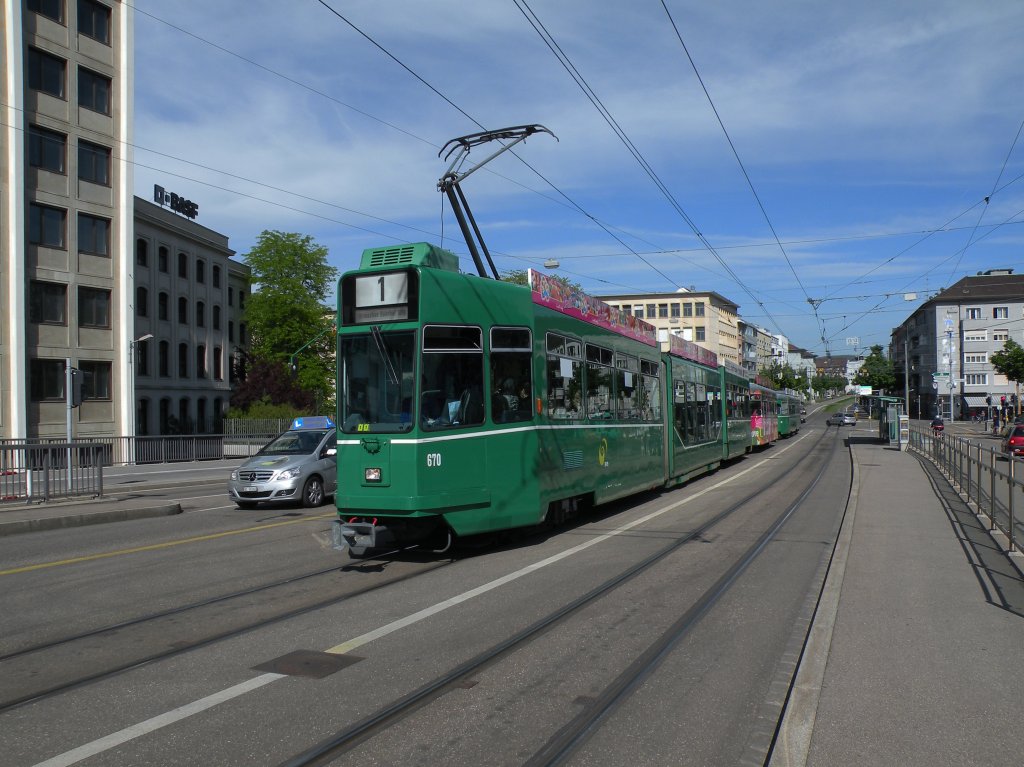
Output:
[
  {"xmin": 1, "ymin": 433, "xmax": 277, "ymax": 468},
  {"xmin": 0, "ymin": 442, "xmax": 105, "ymax": 504},
  {"xmin": 908, "ymin": 425, "xmax": 1021, "ymax": 552}
]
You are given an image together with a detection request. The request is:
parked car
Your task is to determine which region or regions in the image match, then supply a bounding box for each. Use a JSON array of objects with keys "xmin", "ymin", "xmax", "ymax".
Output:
[
  {"xmin": 1003, "ymin": 425, "xmax": 1024, "ymax": 458},
  {"xmin": 228, "ymin": 416, "xmax": 337, "ymax": 509},
  {"xmin": 827, "ymin": 412, "xmax": 856, "ymax": 426}
]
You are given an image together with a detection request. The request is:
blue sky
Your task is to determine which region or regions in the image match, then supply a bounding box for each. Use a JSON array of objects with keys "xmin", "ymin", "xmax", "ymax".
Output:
[{"xmin": 132, "ymin": 0, "xmax": 1024, "ymax": 357}]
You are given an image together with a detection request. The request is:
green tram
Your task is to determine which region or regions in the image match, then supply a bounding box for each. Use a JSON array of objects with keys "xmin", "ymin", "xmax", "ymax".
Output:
[
  {"xmin": 776, "ymin": 391, "xmax": 803, "ymax": 438},
  {"xmin": 332, "ymin": 242, "xmax": 755, "ymax": 557}
]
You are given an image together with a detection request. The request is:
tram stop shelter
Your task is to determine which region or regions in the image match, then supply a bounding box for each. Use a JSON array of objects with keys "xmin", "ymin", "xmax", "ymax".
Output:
[{"xmin": 868, "ymin": 395, "xmax": 910, "ymax": 450}]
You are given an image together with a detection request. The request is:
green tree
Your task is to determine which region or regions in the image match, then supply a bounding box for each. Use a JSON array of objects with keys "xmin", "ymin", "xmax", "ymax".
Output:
[
  {"xmin": 501, "ymin": 268, "xmax": 582, "ymax": 292},
  {"xmin": 991, "ymin": 338, "xmax": 1024, "ymax": 412},
  {"xmin": 240, "ymin": 231, "xmax": 338, "ymax": 412},
  {"xmin": 760, "ymin": 361, "xmax": 802, "ymax": 392},
  {"xmin": 853, "ymin": 344, "xmax": 896, "ymax": 393},
  {"xmin": 812, "ymin": 372, "xmax": 847, "ymax": 398}
]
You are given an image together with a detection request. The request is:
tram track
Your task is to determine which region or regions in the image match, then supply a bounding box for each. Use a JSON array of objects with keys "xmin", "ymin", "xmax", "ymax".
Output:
[
  {"xmin": 277, "ymin": 427, "xmax": 842, "ymax": 767},
  {"xmin": 0, "ymin": 555, "xmax": 453, "ymax": 713}
]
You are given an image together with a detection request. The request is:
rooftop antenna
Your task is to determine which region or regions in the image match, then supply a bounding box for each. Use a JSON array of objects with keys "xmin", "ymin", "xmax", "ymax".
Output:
[{"xmin": 438, "ymin": 124, "xmax": 556, "ymax": 279}]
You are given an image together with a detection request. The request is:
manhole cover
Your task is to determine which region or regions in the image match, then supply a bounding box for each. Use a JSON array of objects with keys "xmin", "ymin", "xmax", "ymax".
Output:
[{"xmin": 252, "ymin": 650, "xmax": 362, "ymax": 679}]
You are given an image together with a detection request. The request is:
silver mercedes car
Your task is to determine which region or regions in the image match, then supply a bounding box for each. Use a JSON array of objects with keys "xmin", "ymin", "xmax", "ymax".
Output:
[{"xmin": 228, "ymin": 416, "xmax": 337, "ymax": 509}]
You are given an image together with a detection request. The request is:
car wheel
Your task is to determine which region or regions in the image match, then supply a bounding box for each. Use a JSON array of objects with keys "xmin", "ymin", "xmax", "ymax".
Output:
[
  {"xmin": 302, "ymin": 476, "xmax": 325, "ymax": 508},
  {"xmin": 235, "ymin": 501, "xmax": 258, "ymax": 510}
]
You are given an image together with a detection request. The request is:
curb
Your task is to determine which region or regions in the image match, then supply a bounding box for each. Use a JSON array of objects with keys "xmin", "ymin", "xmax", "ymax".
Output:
[{"xmin": 0, "ymin": 502, "xmax": 183, "ymax": 537}]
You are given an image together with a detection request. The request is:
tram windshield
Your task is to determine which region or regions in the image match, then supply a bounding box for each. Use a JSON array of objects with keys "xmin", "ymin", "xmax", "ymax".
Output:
[{"xmin": 339, "ymin": 331, "xmax": 415, "ymax": 433}]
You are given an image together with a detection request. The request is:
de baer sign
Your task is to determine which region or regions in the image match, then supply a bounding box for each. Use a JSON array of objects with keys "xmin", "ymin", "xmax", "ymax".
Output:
[{"xmin": 153, "ymin": 184, "xmax": 199, "ymax": 220}]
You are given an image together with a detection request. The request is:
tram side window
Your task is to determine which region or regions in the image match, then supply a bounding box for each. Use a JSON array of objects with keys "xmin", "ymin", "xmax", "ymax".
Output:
[
  {"xmin": 421, "ymin": 325, "xmax": 484, "ymax": 430},
  {"xmin": 546, "ymin": 333, "xmax": 582, "ymax": 419},
  {"xmin": 614, "ymin": 353, "xmax": 640, "ymax": 420},
  {"xmin": 490, "ymin": 327, "xmax": 533, "ymax": 424},
  {"xmin": 585, "ymin": 344, "xmax": 613, "ymax": 419},
  {"xmin": 640, "ymin": 360, "xmax": 661, "ymax": 422},
  {"xmin": 707, "ymin": 383, "xmax": 722, "ymax": 436}
]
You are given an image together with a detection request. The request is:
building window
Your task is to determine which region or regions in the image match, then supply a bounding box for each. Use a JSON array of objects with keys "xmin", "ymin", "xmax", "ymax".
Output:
[
  {"xmin": 670, "ymin": 303, "xmax": 680, "ymax": 318},
  {"xmin": 228, "ymin": 320, "xmax": 234, "ymax": 342},
  {"xmin": 158, "ymin": 246, "xmax": 168, "ymax": 272},
  {"xmin": 213, "ymin": 346, "xmax": 223, "ymax": 381},
  {"xmin": 239, "ymin": 291, "xmax": 245, "ymax": 310},
  {"xmin": 964, "ymin": 331, "xmax": 987, "ymax": 342},
  {"xmin": 197, "ymin": 398, "xmax": 207, "ymax": 433},
  {"xmin": 633, "ymin": 305, "xmax": 642, "ymax": 319},
  {"xmin": 29, "ymin": 203, "xmax": 66, "ymax": 248},
  {"xmin": 159, "ymin": 341, "xmax": 169, "ymax": 377},
  {"xmin": 178, "ymin": 296, "xmax": 188, "ymax": 324},
  {"xmin": 137, "ymin": 339, "xmax": 150, "ymax": 376},
  {"xmin": 683, "ymin": 303, "xmax": 693, "ymax": 317},
  {"xmin": 239, "ymin": 323, "xmax": 247, "ymax": 344},
  {"xmin": 158, "ymin": 291, "xmax": 169, "ymax": 321},
  {"xmin": 965, "ymin": 307, "xmax": 981, "ymax": 319},
  {"xmin": 695, "ymin": 326, "xmax": 706, "ymax": 342},
  {"xmin": 228, "ymin": 287, "xmax": 233, "ymax": 306},
  {"xmin": 28, "ymin": 0, "xmax": 64, "ymax": 23},
  {"xmin": 622, "ymin": 305, "xmax": 632, "ymax": 317},
  {"xmin": 136, "ymin": 286, "xmax": 148, "ymax": 317},
  {"xmin": 994, "ymin": 307, "xmax": 1009, "ymax": 319},
  {"xmin": 196, "ymin": 345, "xmax": 206, "ymax": 378},
  {"xmin": 136, "ymin": 238, "xmax": 148, "ymax": 267},
  {"xmin": 28, "ymin": 48, "xmax": 66, "ymax": 98},
  {"xmin": 178, "ymin": 252, "xmax": 188, "ymax": 278},
  {"xmin": 964, "ymin": 353, "xmax": 987, "ymax": 364},
  {"xmin": 994, "ymin": 330, "xmax": 1009, "ymax": 342},
  {"xmin": 196, "ymin": 259, "xmax": 205, "ymax": 284},
  {"xmin": 646, "ymin": 303, "xmax": 655, "ymax": 318},
  {"xmin": 29, "ymin": 281, "xmax": 67, "ymax": 325},
  {"xmin": 178, "ymin": 343, "xmax": 188, "ymax": 377},
  {"xmin": 78, "ymin": 0, "xmax": 111, "ymax": 44},
  {"xmin": 212, "ymin": 265, "xmax": 221, "ymax": 288},
  {"xmin": 695, "ymin": 302, "xmax": 705, "ymax": 317},
  {"xmin": 657, "ymin": 303, "xmax": 668, "ymax": 319},
  {"xmin": 965, "ymin": 374, "xmax": 988, "ymax": 386},
  {"xmin": 212, "ymin": 305, "xmax": 221, "ymax": 330},
  {"xmin": 78, "ymin": 213, "xmax": 110, "ymax": 255},
  {"xmin": 78, "ymin": 286, "xmax": 110, "ymax": 327},
  {"xmin": 196, "ymin": 301, "xmax": 205, "ymax": 327},
  {"xmin": 78, "ymin": 140, "xmax": 110, "ymax": 185},
  {"xmin": 29, "ymin": 125, "xmax": 66, "ymax": 173},
  {"xmin": 30, "ymin": 359, "xmax": 65, "ymax": 401},
  {"xmin": 80, "ymin": 361, "xmax": 111, "ymax": 399},
  {"xmin": 78, "ymin": 67, "xmax": 111, "ymax": 115}
]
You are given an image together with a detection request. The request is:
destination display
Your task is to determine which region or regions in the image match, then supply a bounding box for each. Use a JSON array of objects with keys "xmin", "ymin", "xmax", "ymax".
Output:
[{"xmin": 342, "ymin": 271, "xmax": 418, "ymax": 325}]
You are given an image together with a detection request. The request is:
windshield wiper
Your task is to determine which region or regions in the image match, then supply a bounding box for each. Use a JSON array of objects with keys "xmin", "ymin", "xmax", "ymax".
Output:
[{"xmin": 370, "ymin": 325, "xmax": 400, "ymax": 386}]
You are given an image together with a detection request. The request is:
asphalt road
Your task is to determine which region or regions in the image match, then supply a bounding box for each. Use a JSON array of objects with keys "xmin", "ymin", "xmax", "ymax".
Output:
[{"xmin": 0, "ymin": 421, "xmax": 849, "ymax": 766}]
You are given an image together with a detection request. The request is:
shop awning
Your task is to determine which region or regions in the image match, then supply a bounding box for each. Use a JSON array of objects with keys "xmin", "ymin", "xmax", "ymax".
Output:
[{"xmin": 963, "ymin": 395, "xmax": 989, "ymax": 407}]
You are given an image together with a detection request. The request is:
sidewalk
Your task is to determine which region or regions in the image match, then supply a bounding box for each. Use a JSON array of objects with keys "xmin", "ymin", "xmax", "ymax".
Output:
[
  {"xmin": 773, "ymin": 437, "xmax": 1024, "ymax": 766},
  {"xmin": 0, "ymin": 459, "xmax": 242, "ymax": 537}
]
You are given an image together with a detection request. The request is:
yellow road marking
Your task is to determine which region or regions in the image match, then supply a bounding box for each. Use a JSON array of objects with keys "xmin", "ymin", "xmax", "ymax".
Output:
[{"xmin": 0, "ymin": 513, "xmax": 336, "ymax": 576}]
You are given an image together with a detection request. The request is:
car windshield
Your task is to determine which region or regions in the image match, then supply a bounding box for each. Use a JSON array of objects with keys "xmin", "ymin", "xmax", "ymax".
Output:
[{"xmin": 258, "ymin": 429, "xmax": 330, "ymax": 456}]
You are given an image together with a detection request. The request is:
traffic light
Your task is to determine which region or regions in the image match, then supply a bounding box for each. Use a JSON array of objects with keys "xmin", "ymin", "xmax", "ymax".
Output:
[{"xmin": 70, "ymin": 368, "xmax": 85, "ymax": 407}]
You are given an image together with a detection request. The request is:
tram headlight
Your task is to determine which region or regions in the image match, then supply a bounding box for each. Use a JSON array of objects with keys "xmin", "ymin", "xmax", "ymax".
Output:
[{"xmin": 365, "ymin": 467, "xmax": 382, "ymax": 482}]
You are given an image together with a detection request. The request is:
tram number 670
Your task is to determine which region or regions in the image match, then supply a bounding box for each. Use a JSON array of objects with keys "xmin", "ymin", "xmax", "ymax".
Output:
[{"xmin": 426, "ymin": 453, "xmax": 442, "ymax": 468}]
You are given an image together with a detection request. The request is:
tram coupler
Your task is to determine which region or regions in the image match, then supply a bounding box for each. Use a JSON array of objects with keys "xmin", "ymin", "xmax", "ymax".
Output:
[{"xmin": 331, "ymin": 519, "xmax": 394, "ymax": 554}]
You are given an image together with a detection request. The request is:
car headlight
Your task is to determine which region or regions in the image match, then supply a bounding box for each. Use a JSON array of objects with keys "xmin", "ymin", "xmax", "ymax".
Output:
[
  {"xmin": 230, "ymin": 470, "xmax": 239, "ymax": 480},
  {"xmin": 277, "ymin": 467, "xmax": 301, "ymax": 480}
]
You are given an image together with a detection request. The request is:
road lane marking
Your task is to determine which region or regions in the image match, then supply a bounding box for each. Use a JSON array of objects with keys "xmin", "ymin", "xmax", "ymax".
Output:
[
  {"xmin": 31, "ymin": 434, "xmax": 809, "ymax": 766},
  {"xmin": 0, "ymin": 514, "xmax": 335, "ymax": 577}
]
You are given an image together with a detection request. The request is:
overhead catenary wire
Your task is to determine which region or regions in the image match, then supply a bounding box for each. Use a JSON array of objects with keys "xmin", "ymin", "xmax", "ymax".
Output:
[{"xmin": 512, "ymin": 0, "xmax": 790, "ymax": 339}]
